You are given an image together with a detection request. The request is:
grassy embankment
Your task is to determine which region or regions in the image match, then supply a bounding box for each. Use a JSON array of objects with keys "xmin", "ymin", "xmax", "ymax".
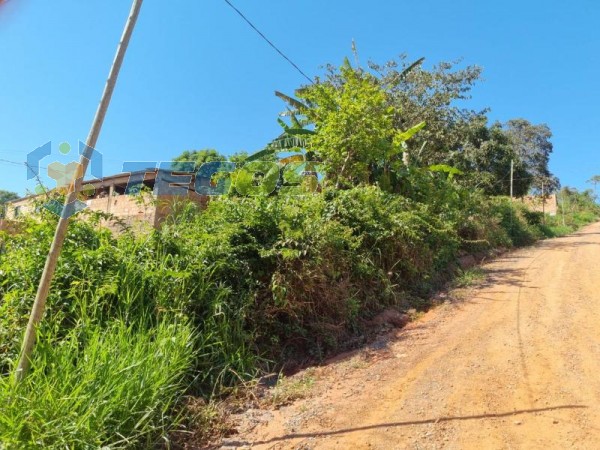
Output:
[{"xmin": 0, "ymin": 183, "xmax": 597, "ymax": 448}]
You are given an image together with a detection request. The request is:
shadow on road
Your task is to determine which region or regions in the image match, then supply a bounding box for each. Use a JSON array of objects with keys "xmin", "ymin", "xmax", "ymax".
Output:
[{"xmin": 249, "ymin": 405, "xmax": 588, "ymax": 446}]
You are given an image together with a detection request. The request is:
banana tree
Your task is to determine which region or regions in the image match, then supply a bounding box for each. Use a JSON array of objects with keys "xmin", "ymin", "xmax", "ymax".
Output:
[{"xmin": 231, "ymin": 99, "xmax": 320, "ymax": 196}]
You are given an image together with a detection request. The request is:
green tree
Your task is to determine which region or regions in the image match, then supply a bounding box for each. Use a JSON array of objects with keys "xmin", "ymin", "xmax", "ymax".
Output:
[
  {"xmin": 587, "ymin": 175, "xmax": 600, "ymax": 195},
  {"xmin": 172, "ymin": 148, "xmax": 225, "ymax": 169},
  {"xmin": 0, "ymin": 189, "xmax": 18, "ymax": 218},
  {"xmin": 504, "ymin": 119, "xmax": 559, "ymax": 194},
  {"xmin": 0, "ymin": 190, "xmax": 18, "ymax": 205},
  {"xmin": 287, "ymin": 58, "xmax": 424, "ymax": 188},
  {"xmin": 456, "ymin": 121, "xmax": 532, "ymax": 196},
  {"xmin": 229, "ymin": 151, "xmax": 250, "ymax": 165},
  {"xmin": 558, "ymin": 186, "xmax": 600, "ymax": 218},
  {"xmin": 368, "ymin": 56, "xmax": 486, "ymax": 166},
  {"xmin": 299, "ymin": 59, "xmax": 394, "ymax": 186}
]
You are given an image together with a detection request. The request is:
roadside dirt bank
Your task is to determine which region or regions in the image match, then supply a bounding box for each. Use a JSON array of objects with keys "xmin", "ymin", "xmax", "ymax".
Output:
[{"xmin": 219, "ymin": 222, "xmax": 600, "ymax": 450}]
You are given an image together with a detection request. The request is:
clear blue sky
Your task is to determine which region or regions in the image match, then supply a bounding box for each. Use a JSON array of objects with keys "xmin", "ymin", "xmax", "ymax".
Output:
[{"xmin": 1, "ymin": 0, "xmax": 598, "ymax": 196}]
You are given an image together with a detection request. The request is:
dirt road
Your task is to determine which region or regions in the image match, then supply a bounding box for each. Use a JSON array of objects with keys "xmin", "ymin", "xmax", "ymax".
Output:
[{"xmin": 229, "ymin": 222, "xmax": 600, "ymax": 450}]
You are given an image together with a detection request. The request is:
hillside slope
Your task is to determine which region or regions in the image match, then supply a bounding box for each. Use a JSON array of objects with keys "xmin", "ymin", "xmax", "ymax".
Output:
[{"xmin": 229, "ymin": 221, "xmax": 600, "ymax": 449}]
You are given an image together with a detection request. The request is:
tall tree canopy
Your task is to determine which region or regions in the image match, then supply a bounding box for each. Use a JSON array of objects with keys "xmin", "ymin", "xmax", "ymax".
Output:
[
  {"xmin": 171, "ymin": 53, "xmax": 559, "ymax": 198},
  {"xmin": 587, "ymin": 175, "xmax": 600, "ymax": 194},
  {"xmin": 368, "ymin": 56, "xmax": 487, "ymax": 166},
  {"xmin": 0, "ymin": 190, "xmax": 18, "ymax": 218},
  {"xmin": 0, "ymin": 190, "xmax": 18, "ymax": 205},
  {"xmin": 172, "ymin": 149, "xmax": 226, "ymax": 169},
  {"xmin": 297, "ymin": 58, "xmax": 398, "ymax": 187},
  {"xmin": 456, "ymin": 121, "xmax": 531, "ymax": 197},
  {"xmin": 504, "ymin": 119, "xmax": 558, "ymax": 194}
]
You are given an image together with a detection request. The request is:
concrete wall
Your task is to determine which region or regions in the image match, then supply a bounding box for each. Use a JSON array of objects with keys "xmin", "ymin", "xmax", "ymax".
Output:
[
  {"xmin": 517, "ymin": 194, "xmax": 558, "ymax": 216},
  {"xmin": 4, "ymin": 197, "xmax": 36, "ymax": 219}
]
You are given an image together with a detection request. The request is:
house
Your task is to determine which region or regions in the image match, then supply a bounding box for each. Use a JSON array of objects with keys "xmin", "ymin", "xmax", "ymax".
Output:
[{"xmin": 2, "ymin": 168, "xmax": 209, "ymax": 231}]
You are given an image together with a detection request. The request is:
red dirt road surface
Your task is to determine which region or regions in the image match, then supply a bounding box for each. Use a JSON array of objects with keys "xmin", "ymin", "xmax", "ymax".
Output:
[{"xmin": 228, "ymin": 222, "xmax": 600, "ymax": 449}]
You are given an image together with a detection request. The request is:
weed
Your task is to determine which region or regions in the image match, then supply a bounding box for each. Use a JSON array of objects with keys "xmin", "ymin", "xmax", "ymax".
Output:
[
  {"xmin": 171, "ymin": 398, "xmax": 233, "ymax": 448},
  {"xmin": 269, "ymin": 372, "xmax": 316, "ymax": 407},
  {"xmin": 454, "ymin": 267, "xmax": 486, "ymax": 288}
]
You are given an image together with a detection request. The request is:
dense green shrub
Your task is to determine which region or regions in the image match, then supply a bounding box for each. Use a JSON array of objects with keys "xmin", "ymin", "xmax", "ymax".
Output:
[
  {"xmin": 163, "ymin": 185, "xmax": 464, "ymax": 361},
  {"xmin": 1, "ymin": 183, "xmax": 570, "ymax": 387},
  {"xmin": 544, "ymin": 188, "xmax": 600, "ymax": 236},
  {"xmin": 487, "ymin": 197, "xmax": 546, "ymax": 246}
]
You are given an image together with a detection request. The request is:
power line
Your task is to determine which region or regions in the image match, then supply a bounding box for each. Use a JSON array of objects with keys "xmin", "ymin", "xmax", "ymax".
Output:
[
  {"xmin": 0, "ymin": 158, "xmax": 50, "ymax": 171},
  {"xmin": 0, "ymin": 158, "xmax": 23, "ymax": 167},
  {"xmin": 221, "ymin": 0, "xmax": 313, "ymax": 84}
]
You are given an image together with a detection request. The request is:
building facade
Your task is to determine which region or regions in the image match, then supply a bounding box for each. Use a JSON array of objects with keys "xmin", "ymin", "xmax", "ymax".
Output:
[{"xmin": 2, "ymin": 169, "xmax": 209, "ymax": 231}]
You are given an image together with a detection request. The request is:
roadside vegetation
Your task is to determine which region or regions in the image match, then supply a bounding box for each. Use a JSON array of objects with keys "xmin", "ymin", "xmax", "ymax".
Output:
[
  {"xmin": 1, "ymin": 55, "xmax": 599, "ymax": 448},
  {"xmin": 546, "ymin": 187, "xmax": 600, "ymax": 235}
]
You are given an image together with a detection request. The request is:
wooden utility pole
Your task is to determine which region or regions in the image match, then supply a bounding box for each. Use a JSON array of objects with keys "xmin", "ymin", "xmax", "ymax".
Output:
[
  {"xmin": 510, "ymin": 159, "xmax": 514, "ymax": 199},
  {"xmin": 541, "ymin": 179, "xmax": 546, "ymax": 224},
  {"xmin": 561, "ymin": 190, "xmax": 566, "ymax": 227},
  {"xmin": 15, "ymin": 0, "xmax": 144, "ymax": 383}
]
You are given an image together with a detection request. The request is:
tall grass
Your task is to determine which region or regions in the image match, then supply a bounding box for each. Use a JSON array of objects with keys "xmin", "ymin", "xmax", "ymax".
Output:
[
  {"xmin": 0, "ymin": 214, "xmax": 258, "ymax": 393},
  {"xmin": 0, "ymin": 319, "xmax": 194, "ymax": 449}
]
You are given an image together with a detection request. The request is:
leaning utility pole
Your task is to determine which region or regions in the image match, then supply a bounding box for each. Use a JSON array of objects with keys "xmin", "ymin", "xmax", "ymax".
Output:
[{"xmin": 15, "ymin": 0, "xmax": 144, "ymax": 383}]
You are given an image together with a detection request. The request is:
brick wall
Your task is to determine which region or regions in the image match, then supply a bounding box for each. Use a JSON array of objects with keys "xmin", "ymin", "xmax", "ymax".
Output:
[
  {"xmin": 4, "ymin": 191, "xmax": 209, "ymax": 232},
  {"xmin": 86, "ymin": 194, "xmax": 156, "ymax": 232}
]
